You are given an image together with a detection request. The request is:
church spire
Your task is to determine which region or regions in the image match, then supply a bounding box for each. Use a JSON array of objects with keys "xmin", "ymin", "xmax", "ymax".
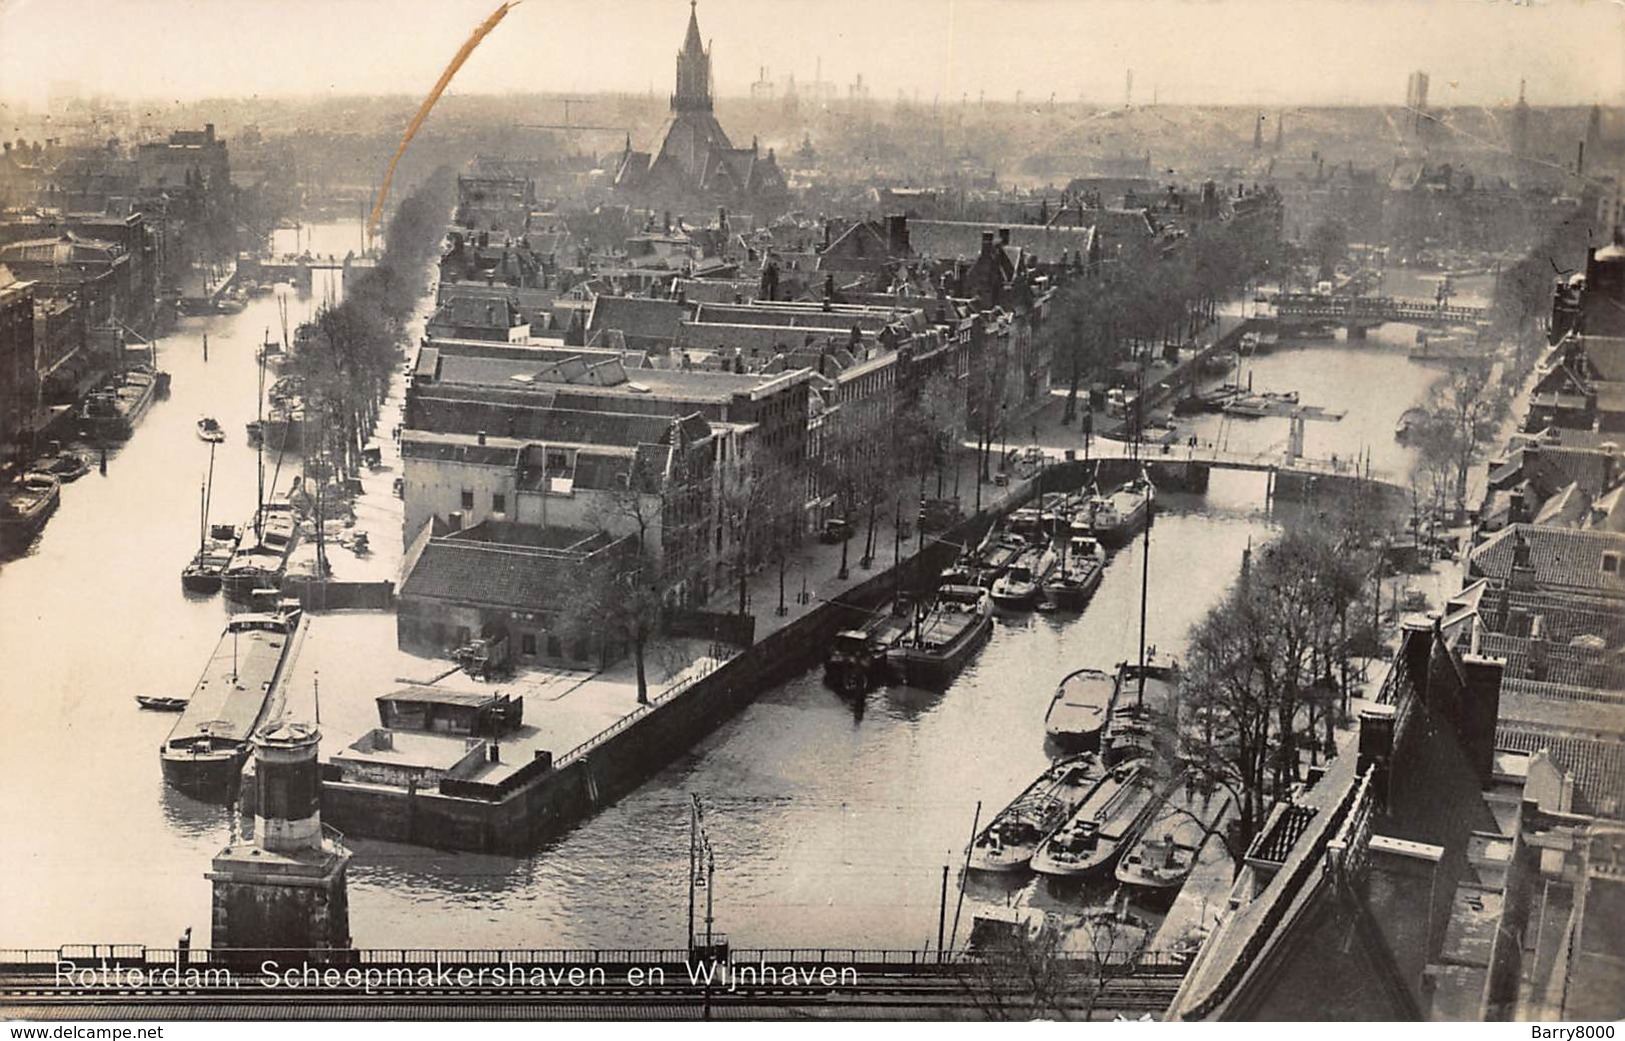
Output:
[{"xmin": 674, "ymin": 1, "xmax": 712, "ymax": 112}]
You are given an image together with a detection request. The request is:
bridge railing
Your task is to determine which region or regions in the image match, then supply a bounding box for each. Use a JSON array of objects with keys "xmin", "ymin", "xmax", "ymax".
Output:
[
  {"xmin": 12, "ymin": 945, "xmax": 1196, "ymax": 974},
  {"xmin": 1273, "ymin": 293, "xmax": 1487, "ymax": 322}
]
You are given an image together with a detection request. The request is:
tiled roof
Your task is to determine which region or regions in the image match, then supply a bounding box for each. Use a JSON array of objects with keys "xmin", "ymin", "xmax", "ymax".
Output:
[
  {"xmin": 1478, "ymin": 631, "xmax": 1625, "ymax": 690},
  {"xmin": 1492, "ymin": 445, "xmax": 1619, "ymax": 499},
  {"xmin": 1533, "ymin": 482, "xmax": 1593, "ymax": 526},
  {"xmin": 1496, "ymin": 727, "xmax": 1625, "ymax": 819},
  {"xmin": 0, "ymin": 232, "xmax": 123, "ymax": 266},
  {"xmin": 1499, "ymin": 678, "xmax": 1625, "ymax": 708},
  {"xmin": 1479, "ymin": 586, "xmax": 1625, "ymax": 645},
  {"xmin": 400, "ymin": 540, "xmax": 578, "ymax": 611},
  {"xmin": 429, "ymin": 295, "xmax": 521, "ymax": 331},
  {"xmin": 1469, "ymin": 525, "xmax": 1625, "ymax": 596},
  {"xmin": 407, "ymin": 395, "xmax": 678, "ymax": 447},
  {"xmin": 586, "ymin": 296, "xmax": 687, "ymax": 344},
  {"xmin": 400, "ymin": 438, "xmax": 520, "ymax": 468},
  {"xmin": 817, "ymin": 220, "xmax": 892, "ymax": 272},
  {"xmin": 906, "ymin": 220, "xmax": 1095, "ymax": 263}
]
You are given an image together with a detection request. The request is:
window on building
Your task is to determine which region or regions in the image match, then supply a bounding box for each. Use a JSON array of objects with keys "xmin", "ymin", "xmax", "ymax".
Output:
[
  {"xmin": 546, "ymin": 634, "xmax": 563, "ymax": 658},
  {"xmin": 521, "ymin": 632, "xmax": 537, "ymax": 656},
  {"xmin": 455, "ymin": 625, "xmax": 472, "ymax": 645},
  {"xmin": 1604, "ymin": 553, "xmax": 1620, "ymax": 575},
  {"xmin": 492, "ymin": 492, "xmax": 507, "ymax": 514},
  {"xmin": 460, "ymin": 489, "xmax": 475, "ymax": 511}
]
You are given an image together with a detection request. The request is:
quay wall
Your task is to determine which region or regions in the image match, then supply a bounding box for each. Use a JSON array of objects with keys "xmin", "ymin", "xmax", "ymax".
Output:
[
  {"xmin": 282, "ymin": 577, "xmax": 394, "ymax": 611},
  {"xmin": 1141, "ymin": 317, "xmax": 1261, "ymax": 413},
  {"xmin": 319, "ymin": 476, "xmax": 1070, "ymax": 854}
]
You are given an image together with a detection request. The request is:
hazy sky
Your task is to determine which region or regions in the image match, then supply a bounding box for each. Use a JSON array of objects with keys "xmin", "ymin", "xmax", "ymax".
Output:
[{"xmin": 1, "ymin": 0, "xmax": 1621, "ymax": 109}]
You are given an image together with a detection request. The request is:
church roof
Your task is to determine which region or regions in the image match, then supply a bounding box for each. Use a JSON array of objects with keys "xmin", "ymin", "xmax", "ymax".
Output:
[
  {"xmin": 613, "ymin": 2, "xmax": 784, "ymax": 207},
  {"xmin": 682, "ymin": 0, "xmax": 704, "ymax": 56}
]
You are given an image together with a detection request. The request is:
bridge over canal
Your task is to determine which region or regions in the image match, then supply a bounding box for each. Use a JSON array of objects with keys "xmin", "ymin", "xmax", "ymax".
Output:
[
  {"xmin": 1272, "ymin": 293, "xmax": 1488, "ymax": 332},
  {"xmin": 990, "ymin": 433, "xmax": 1408, "ymax": 504}
]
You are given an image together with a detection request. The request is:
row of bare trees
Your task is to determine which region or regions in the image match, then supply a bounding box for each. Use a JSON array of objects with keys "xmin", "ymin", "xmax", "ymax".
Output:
[
  {"xmin": 1177, "ymin": 494, "xmax": 1387, "ymax": 856},
  {"xmin": 286, "ymin": 168, "xmax": 458, "ymax": 479},
  {"xmin": 1042, "ymin": 217, "xmax": 1288, "ymax": 429}
]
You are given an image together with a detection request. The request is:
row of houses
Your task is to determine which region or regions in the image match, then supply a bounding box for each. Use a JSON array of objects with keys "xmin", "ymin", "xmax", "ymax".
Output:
[
  {"xmin": 395, "ymin": 159, "xmax": 1096, "ymax": 667},
  {"xmin": 0, "ymin": 126, "xmax": 237, "ymax": 472},
  {"xmin": 1170, "ymin": 235, "xmax": 1625, "ymax": 1021}
]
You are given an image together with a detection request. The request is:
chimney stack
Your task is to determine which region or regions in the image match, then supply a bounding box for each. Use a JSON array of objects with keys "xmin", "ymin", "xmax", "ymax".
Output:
[
  {"xmin": 887, "ymin": 214, "xmax": 910, "ymax": 256},
  {"xmin": 1459, "ymin": 652, "xmax": 1507, "ymax": 785}
]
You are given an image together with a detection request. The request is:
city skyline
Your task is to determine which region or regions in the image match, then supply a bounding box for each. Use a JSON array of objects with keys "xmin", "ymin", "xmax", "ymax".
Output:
[{"xmin": 1, "ymin": 0, "xmax": 1622, "ymax": 110}]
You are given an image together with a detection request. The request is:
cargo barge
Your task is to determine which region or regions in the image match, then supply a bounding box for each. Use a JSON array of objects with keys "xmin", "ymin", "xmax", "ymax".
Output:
[{"xmin": 159, "ymin": 605, "xmax": 305, "ymax": 802}]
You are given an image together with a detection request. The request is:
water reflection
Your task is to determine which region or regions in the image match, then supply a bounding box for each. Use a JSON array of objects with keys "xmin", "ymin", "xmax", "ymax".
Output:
[
  {"xmin": 879, "ymin": 683, "xmax": 948, "ymax": 720},
  {"xmin": 0, "ymin": 234, "xmax": 1452, "ymax": 951},
  {"xmin": 157, "ymin": 786, "xmax": 235, "ymax": 840}
]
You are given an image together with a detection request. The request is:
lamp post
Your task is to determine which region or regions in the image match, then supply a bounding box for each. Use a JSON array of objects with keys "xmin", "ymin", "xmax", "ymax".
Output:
[{"xmin": 998, "ymin": 405, "xmax": 1008, "ymax": 471}]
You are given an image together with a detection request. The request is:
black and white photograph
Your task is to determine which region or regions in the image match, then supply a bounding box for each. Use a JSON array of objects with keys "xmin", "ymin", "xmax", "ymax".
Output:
[{"xmin": 0, "ymin": 0, "xmax": 1622, "ymax": 1024}]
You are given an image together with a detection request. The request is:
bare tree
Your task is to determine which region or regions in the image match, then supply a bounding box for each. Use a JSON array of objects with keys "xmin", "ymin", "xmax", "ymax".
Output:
[
  {"xmin": 718, "ymin": 458, "xmax": 801, "ymax": 616},
  {"xmin": 1409, "ymin": 361, "xmax": 1505, "ymax": 522},
  {"xmin": 561, "ymin": 456, "xmax": 672, "ymax": 705},
  {"xmin": 560, "ymin": 540, "xmax": 665, "ymax": 705},
  {"xmin": 817, "ymin": 407, "xmax": 868, "ymax": 577},
  {"xmin": 1179, "ymin": 521, "xmax": 1376, "ymax": 856}
]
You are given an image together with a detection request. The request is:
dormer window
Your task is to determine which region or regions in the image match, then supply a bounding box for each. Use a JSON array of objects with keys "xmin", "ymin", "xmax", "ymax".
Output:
[{"xmin": 1603, "ymin": 552, "xmax": 1620, "ymax": 575}]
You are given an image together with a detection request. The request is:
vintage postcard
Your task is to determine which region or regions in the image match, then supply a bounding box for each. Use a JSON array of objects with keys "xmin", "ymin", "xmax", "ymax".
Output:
[{"xmin": 1, "ymin": 0, "xmax": 1622, "ymax": 1026}]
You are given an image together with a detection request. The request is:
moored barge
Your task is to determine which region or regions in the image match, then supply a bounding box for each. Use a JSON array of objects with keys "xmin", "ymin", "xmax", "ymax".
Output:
[
  {"xmin": 159, "ymin": 605, "xmax": 305, "ymax": 801},
  {"xmin": 0, "ymin": 472, "xmax": 61, "ymax": 552},
  {"xmin": 885, "ymin": 584, "xmax": 994, "ymax": 688}
]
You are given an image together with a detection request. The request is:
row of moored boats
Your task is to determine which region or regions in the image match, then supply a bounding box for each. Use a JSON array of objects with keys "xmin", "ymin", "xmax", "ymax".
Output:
[
  {"xmin": 822, "ymin": 474, "xmax": 1155, "ymax": 696},
  {"xmin": 1, "ymin": 364, "xmax": 170, "ymax": 555},
  {"xmin": 962, "ymin": 469, "xmax": 1233, "ymax": 905},
  {"xmin": 969, "ymin": 656, "xmax": 1232, "ymax": 900}
]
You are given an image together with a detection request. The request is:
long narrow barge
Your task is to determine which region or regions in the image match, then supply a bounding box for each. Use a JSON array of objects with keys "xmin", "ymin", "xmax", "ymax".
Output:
[{"xmin": 160, "ymin": 606, "xmax": 305, "ymax": 802}]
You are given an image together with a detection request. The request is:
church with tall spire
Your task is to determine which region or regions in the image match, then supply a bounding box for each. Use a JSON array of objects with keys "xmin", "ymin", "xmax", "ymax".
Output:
[{"xmin": 613, "ymin": 2, "xmax": 787, "ymax": 213}]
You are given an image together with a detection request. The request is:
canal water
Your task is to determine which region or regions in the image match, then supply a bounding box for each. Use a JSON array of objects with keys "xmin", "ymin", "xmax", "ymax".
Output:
[
  {"xmin": 0, "ymin": 226, "xmax": 1452, "ymax": 951},
  {"xmin": 1177, "ymin": 271, "xmax": 1495, "ymax": 477}
]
